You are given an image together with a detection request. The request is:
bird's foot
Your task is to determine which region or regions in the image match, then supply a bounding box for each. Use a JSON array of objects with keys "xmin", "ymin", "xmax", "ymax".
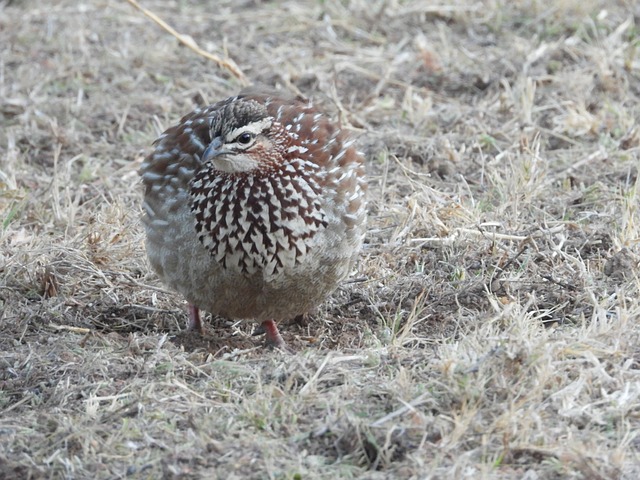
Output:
[
  {"xmin": 187, "ymin": 304, "xmax": 204, "ymax": 334},
  {"xmin": 260, "ymin": 319, "xmax": 290, "ymax": 351}
]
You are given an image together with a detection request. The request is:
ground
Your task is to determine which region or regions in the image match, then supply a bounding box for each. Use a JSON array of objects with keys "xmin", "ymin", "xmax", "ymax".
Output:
[{"xmin": 1, "ymin": 0, "xmax": 639, "ymax": 478}]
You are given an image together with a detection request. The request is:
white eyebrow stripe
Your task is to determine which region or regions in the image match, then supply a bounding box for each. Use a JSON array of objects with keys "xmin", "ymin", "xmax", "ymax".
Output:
[{"xmin": 224, "ymin": 118, "xmax": 273, "ymax": 142}]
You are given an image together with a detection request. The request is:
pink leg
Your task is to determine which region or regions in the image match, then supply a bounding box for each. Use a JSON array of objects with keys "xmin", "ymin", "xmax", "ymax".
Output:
[
  {"xmin": 261, "ymin": 320, "xmax": 286, "ymax": 348},
  {"xmin": 187, "ymin": 304, "xmax": 203, "ymax": 334}
]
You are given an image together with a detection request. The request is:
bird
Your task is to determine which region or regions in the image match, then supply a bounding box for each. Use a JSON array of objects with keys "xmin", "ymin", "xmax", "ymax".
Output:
[{"xmin": 139, "ymin": 88, "xmax": 367, "ymax": 348}]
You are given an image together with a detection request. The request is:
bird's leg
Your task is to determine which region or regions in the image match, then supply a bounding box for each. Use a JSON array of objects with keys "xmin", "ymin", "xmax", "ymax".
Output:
[
  {"xmin": 261, "ymin": 319, "xmax": 286, "ymax": 348},
  {"xmin": 187, "ymin": 304, "xmax": 204, "ymax": 334}
]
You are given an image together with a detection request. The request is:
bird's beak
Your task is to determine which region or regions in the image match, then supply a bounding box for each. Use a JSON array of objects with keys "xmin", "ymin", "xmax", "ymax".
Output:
[{"xmin": 201, "ymin": 137, "xmax": 224, "ymax": 163}]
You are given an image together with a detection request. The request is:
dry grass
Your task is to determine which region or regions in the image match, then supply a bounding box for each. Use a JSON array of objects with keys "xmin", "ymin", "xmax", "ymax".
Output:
[{"xmin": 1, "ymin": 0, "xmax": 639, "ymax": 478}]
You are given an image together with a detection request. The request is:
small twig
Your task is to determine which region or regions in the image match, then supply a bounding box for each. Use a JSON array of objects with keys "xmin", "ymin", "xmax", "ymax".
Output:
[
  {"xmin": 493, "ymin": 239, "xmax": 532, "ymax": 280},
  {"xmin": 370, "ymin": 392, "xmax": 430, "ymax": 427},
  {"xmin": 1, "ymin": 394, "xmax": 33, "ymax": 415},
  {"xmin": 410, "ymin": 228, "xmax": 529, "ymax": 245},
  {"xmin": 457, "ymin": 228, "xmax": 529, "ymax": 242},
  {"xmin": 539, "ymin": 274, "xmax": 578, "ymax": 291},
  {"xmin": 123, "ymin": 0, "xmax": 249, "ymax": 85},
  {"xmin": 47, "ymin": 323, "xmax": 91, "ymax": 334},
  {"xmin": 299, "ymin": 353, "xmax": 332, "ymax": 396},
  {"xmin": 342, "ymin": 276, "xmax": 368, "ymax": 284},
  {"xmin": 218, "ymin": 346, "xmax": 261, "ymax": 361}
]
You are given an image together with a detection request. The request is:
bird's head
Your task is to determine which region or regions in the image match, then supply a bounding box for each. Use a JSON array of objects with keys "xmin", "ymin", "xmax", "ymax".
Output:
[{"xmin": 203, "ymin": 98, "xmax": 282, "ymax": 175}]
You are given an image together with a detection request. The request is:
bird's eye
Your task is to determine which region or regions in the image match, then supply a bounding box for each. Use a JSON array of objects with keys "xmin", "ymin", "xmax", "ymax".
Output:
[{"xmin": 236, "ymin": 132, "xmax": 253, "ymax": 145}]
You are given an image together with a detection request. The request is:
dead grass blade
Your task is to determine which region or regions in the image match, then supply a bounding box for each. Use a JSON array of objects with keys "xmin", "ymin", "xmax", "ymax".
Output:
[{"xmin": 123, "ymin": 0, "xmax": 249, "ymax": 85}]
